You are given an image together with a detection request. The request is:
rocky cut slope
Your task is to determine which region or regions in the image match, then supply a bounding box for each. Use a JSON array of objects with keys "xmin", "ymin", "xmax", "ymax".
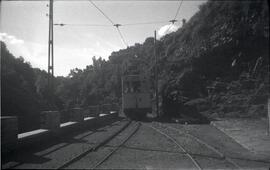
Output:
[{"xmin": 156, "ymin": 0, "xmax": 269, "ymax": 118}]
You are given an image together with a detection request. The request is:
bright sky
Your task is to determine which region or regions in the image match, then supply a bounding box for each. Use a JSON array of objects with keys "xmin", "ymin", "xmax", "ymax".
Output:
[{"xmin": 0, "ymin": 0, "xmax": 205, "ymax": 76}]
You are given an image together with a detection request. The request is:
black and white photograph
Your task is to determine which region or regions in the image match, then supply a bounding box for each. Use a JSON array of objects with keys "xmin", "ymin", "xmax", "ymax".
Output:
[{"xmin": 1, "ymin": 0, "xmax": 269, "ymax": 169}]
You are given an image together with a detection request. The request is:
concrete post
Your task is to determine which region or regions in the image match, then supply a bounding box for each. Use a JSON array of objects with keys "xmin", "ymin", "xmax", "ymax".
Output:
[
  {"xmin": 70, "ymin": 108, "xmax": 84, "ymax": 122},
  {"xmin": 1, "ymin": 116, "xmax": 18, "ymax": 150},
  {"xmin": 111, "ymin": 103, "xmax": 119, "ymax": 112},
  {"xmin": 40, "ymin": 111, "xmax": 60, "ymax": 130},
  {"xmin": 88, "ymin": 106, "xmax": 99, "ymax": 117},
  {"xmin": 102, "ymin": 104, "xmax": 111, "ymax": 114}
]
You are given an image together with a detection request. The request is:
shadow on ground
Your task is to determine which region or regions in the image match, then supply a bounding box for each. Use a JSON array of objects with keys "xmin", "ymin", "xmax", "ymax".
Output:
[{"xmin": 1, "ymin": 117, "xmax": 124, "ymax": 168}]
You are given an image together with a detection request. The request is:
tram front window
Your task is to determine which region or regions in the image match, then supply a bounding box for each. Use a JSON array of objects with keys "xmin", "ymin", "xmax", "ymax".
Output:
[
  {"xmin": 133, "ymin": 81, "xmax": 141, "ymax": 92},
  {"xmin": 124, "ymin": 82, "xmax": 130, "ymax": 93},
  {"xmin": 124, "ymin": 80, "xmax": 141, "ymax": 93}
]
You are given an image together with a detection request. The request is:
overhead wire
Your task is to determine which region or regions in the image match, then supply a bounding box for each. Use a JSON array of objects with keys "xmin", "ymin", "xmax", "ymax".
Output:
[
  {"xmin": 54, "ymin": 23, "xmax": 112, "ymax": 27},
  {"xmin": 173, "ymin": 0, "xmax": 184, "ymax": 21},
  {"xmin": 53, "ymin": 0, "xmax": 184, "ymax": 47},
  {"xmin": 89, "ymin": 0, "xmax": 115, "ymax": 25},
  {"xmin": 88, "ymin": 0, "xmax": 129, "ymax": 47},
  {"xmin": 166, "ymin": 0, "xmax": 184, "ymax": 34},
  {"xmin": 4, "ymin": 0, "xmax": 185, "ymax": 1},
  {"xmin": 122, "ymin": 21, "xmax": 169, "ymax": 26},
  {"xmin": 116, "ymin": 27, "xmax": 129, "ymax": 47},
  {"xmin": 54, "ymin": 20, "xmax": 169, "ymax": 27}
]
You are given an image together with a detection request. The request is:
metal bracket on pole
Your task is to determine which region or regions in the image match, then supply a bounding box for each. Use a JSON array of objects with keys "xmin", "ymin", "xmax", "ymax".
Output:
[
  {"xmin": 114, "ymin": 24, "xmax": 121, "ymax": 28},
  {"xmin": 169, "ymin": 19, "xmax": 177, "ymax": 24}
]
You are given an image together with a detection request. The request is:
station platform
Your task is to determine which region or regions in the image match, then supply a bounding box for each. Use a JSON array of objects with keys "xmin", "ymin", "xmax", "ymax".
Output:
[{"xmin": 211, "ymin": 118, "xmax": 270, "ymax": 161}]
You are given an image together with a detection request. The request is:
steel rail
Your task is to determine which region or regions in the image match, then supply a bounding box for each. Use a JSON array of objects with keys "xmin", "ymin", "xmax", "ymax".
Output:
[
  {"xmin": 5, "ymin": 119, "xmax": 128, "ymax": 170},
  {"xmin": 147, "ymin": 124, "xmax": 202, "ymax": 170},
  {"xmin": 56, "ymin": 119, "xmax": 132, "ymax": 169},
  {"xmin": 92, "ymin": 122, "xmax": 141, "ymax": 169},
  {"xmin": 160, "ymin": 123, "xmax": 242, "ymax": 169},
  {"xmin": 8, "ymin": 130, "xmax": 98, "ymax": 169}
]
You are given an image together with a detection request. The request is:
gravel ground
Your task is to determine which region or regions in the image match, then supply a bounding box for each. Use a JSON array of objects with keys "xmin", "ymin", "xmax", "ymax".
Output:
[
  {"xmin": 99, "ymin": 148, "xmax": 195, "ymax": 170},
  {"xmin": 163, "ymin": 122, "xmax": 270, "ymax": 169},
  {"xmin": 97, "ymin": 123, "xmax": 197, "ymax": 170},
  {"xmin": 211, "ymin": 118, "xmax": 270, "ymax": 159},
  {"xmin": 65, "ymin": 121, "xmax": 139, "ymax": 169},
  {"xmin": 163, "ymin": 123, "xmax": 258, "ymax": 158},
  {"xmin": 92, "ymin": 121, "xmax": 270, "ymax": 169},
  {"xmin": 149, "ymin": 123, "xmax": 239, "ymax": 169},
  {"xmin": 152, "ymin": 122, "xmax": 222, "ymax": 159},
  {"xmin": 1, "ymin": 119, "xmax": 129, "ymax": 169},
  {"xmin": 3, "ymin": 120, "xmax": 270, "ymax": 169}
]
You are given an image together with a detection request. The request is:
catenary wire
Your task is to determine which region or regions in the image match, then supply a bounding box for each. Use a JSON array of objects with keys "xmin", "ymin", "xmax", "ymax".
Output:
[
  {"xmin": 116, "ymin": 27, "xmax": 129, "ymax": 47},
  {"xmin": 173, "ymin": 0, "xmax": 184, "ymax": 20},
  {"xmin": 88, "ymin": 0, "xmax": 129, "ymax": 47},
  {"xmin": 89, "ymin": 0, "xmax": 115, "ymax": 25},
  {"xmin": 121, "ymin": 21, "xmax": 169, "ymax": 26},
  {"xmin": 54, "ymin": 23, "xmax": 112, "ymax": 27},
  {"xmin": 166, "ymin": 0, "xmax": 184, "ymax": 34},
  {"xmin": 54, "ymin": 20, "xmax": 169, "ymax": 27},
  {"xmin": 5, "ymin": 0, "xmax": 184, "ymax": 47},
  {"xmin": 54, "ymin": 0, "xmax": 183, "ymax": 45},
  {"xmin": 3, "ymin": 0, "xmax": 189, "ymax": 1}
]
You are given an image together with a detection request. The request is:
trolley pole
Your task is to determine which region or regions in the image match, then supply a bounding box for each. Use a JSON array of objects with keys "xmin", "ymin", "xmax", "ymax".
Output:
[
  {"xmin": 154, "ymin": 30, "xmax": 159, "ymax": 118},
  {"xmin": 48, "ymin": 0, "xmax": 54, "ymax": 108}
]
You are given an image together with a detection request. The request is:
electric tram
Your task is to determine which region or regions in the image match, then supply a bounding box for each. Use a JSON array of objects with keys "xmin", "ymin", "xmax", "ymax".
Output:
[{"xmin": 122, "ymin": 58, "xmax": 152, "ymax": 119}]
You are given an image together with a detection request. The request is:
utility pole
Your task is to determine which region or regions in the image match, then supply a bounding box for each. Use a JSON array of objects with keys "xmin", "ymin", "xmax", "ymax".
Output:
[
  {"xmin": 154, "ymin": 30, "xmax": 159, "ymax": 118},
  {"xmin": 48, "ymin": 0, "xmax": 54, "ymax": 108}
]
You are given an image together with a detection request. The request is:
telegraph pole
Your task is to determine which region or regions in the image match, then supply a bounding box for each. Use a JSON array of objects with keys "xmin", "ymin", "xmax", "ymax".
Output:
[
  {"xmin": 154, "ymin": 30, "xmax": 159, "ymax": 118},
  {"xmin": 48, "ymin": 0, "xmax": 54, "ymax": 108}
]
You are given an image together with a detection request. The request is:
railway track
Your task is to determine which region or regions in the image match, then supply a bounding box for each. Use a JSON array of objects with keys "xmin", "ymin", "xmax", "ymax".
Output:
[
  {"xmin": 92, "ymin": 121, "xmax": 141, "ymax": 169},
  {"xmin": 3, "ymin": 120, "xmax": 130, "ymax": 169},
  {"xmin": 6, "ymin": 119, "xmax": 265, "ymax": 169},
  {"xmin": 56, "ymin": 119, "xmax": 132, "ymax": 169},
  {"xmin": 56, "ymin": 120, "xmax": 140, "ymax": 169},
  {"xmin": 147, "ymin": 124, "xmax": 202, "ymax": 170},
  {"xmin": 154, "ymin": 123, "xmax": 241, "ymax": 169}
]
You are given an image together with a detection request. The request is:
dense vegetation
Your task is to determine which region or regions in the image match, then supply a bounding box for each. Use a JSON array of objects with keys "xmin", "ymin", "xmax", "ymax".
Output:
[
  {"xmin": 1, "ymin": 0, "xmax": 269, "ymax": 132},
  {"xmin": 1, "ymin": 43, "xmax": 45, "ymax": 132}
]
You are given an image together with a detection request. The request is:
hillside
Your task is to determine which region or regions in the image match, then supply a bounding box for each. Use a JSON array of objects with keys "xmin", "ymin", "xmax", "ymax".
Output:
[
  {"xmin": 155, "ymin": 0, "xmax": 269, "ymax": 118},
  {"xmin": 1, "ymin": 43, "xmax": 45, "ymax": 132},
  {"xmin": 55, "ymin": 0, "xmax": 269, "ymax": 118},
  {"xmin": 1, "ymin": 43, "xmax": 64, "ymax": 132}
]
